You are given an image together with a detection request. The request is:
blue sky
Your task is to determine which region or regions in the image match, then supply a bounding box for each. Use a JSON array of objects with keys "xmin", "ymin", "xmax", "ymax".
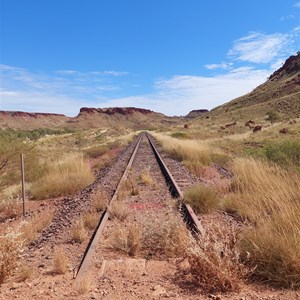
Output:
[{"xmin": 0, "ymin": 0, "xmax": 299, "ymax": 116}]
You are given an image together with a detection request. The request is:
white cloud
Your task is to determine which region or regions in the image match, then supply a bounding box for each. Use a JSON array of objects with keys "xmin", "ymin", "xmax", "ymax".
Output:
[
  {"xmin": 294, "ymin": 2, "xmax": 300, "ymax": 8},
  {"xmin": 100, "ymin": 67, "xmax": 270, "ymax": 116},
  {"xmin": 228, "ymin": 32, "xmax": 291, "ymax": 63},
  {"xmin": 280, "ymin": 14, "xmax": 295, "ymax": 21},
  {"xmin": 204, "ymin": 62, "xmax": 233, "ymax": 70}
]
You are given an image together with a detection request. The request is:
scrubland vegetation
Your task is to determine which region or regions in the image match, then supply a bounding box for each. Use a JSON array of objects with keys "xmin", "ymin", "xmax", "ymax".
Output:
[
  {"xmin": 0, "ymin": 127, "xmax": 135, "ymax": 285},
  {"xmin": 152, "ymin": 118, "xmax": 300, "ymax": 289}
]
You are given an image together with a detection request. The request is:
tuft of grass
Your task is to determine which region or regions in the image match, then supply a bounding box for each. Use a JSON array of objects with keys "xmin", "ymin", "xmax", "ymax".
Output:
[
  {"xmin": 184, "ymin": 225, "xmax": 247, "ymax": 293},
  {"xmin": 0, "ymin": 197, "xmax": 22, "ymax": 220},
  {"xmin": 71, "ymin": 220, "xmax": 87, "ymax": 243},
  {"xmin": 83, "ymin": 212, "xmax": 99, "ymax": 230},
  {"xmin": 84, "ymin": 145, "xmax": 109, "ymax": 158},
  {"xmin": 91, "ymin": 190, "xmax": 108, "ymax": 212},
  {"xmin": 184, "ymin": 184, "xmax": 220, "ymax": 214},
  {"xmin": 108, "ymin": 201, "xmax": 130, "ymax": 221},
  {"xmin": 76, "ymin": 275, "xmax": 92, "ymax": 295},
  {"xmin": 140, "ymin": 168, "xmax": 154, "ymax": 186},
  {"xmin": 17, "ymin": 264, "xmax": 33, "ymax": 282},
  {"xmin": 0, "ymin": 229, "xmax": 22, "ymax": 285},
  {"xmin": 31, "ymin": 153, "xmax": 94, "ymax": 200},
  {"xmin": 108, "ymin": 225, "xmax": 141, "ymax": 257},
  {"xmin": 141, "ymin": 212, "xmax": 191, "ymax": 257},
  {"xmin": 21, "ymin": 208, "xmax": 54, "ymax": 245},
  {"xmin": 127, "ymin": 225, "xmax": 141, "ymax": 256},
  {"xmin": 53, "ymin": 248, "xmax": 69, "ymax": 274},
  {"xmin": 228, "ymin": 157, "xmax": 300, "ymax": 288}
]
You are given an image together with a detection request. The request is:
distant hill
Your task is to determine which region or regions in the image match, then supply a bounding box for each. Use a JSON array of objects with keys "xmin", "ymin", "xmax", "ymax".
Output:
[
  {"xmin": 0, "ymin": 107, "xmax": 183, "ymax": 130},
  {"xmin": 0, "ymin": 111, "xmax": 68, "ymax": 130},
  {"xmin": 186, "ymin": 109, "xmax": 209, "ymax": 118},
  {"xmin": 209, "ymin": 53, "xmax": 300, "ymax": 120}
]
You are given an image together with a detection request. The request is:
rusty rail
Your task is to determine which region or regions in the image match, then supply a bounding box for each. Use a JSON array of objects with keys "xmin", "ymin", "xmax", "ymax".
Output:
[
  {"xmin": 74, "ymin": 134, "xmax": 143, "ymax": 282},
  {"xmin": 75, "ymin": 132, "xmax": 203, "ymax": 283},
  {"xmin": 146, "ymin": 133, "xmax": 204, "ymax": 234}
]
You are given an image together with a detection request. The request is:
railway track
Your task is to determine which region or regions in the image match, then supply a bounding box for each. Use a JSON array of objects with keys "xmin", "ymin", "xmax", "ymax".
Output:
[{"xmin": 74, "ymin": 132, "xmax": 203, "ymax": 283}]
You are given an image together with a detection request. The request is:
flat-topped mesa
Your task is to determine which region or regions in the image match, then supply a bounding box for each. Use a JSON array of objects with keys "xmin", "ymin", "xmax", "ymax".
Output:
[
  {"xmin": 269, "ymin": 53, "xmax": 300, "ymax": 81},
  {"xmin": 78, "ymin": 107, "xmax": 153, "ymax": 116},
  {"xmin": 0, "ymin": 111, "xmax": 66, "ymax": 118},
  {"xmin": 186, "ymin": 109, "xmax": 209, "ymax": 118}
]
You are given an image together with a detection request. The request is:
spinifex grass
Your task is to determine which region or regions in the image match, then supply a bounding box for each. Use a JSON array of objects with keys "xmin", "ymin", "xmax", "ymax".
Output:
[
  {"xmin": 227, "ymin": 157, "xmax": 300, "ymax": 288},
  {"xmin": 31, "ymin": 153, "xmax": 94, "ymax": 199}
]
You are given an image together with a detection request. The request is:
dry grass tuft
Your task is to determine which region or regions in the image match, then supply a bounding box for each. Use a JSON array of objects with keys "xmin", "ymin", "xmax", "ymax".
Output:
[
  {"xmin": 53, "ymin": 248, "xmax": 69, "ymax": 274},
  {"xmin": 108, "ymin": 201, "xmax": 130, "ymax": 221},
  {"xmin": 71, "ymin": 220, "xmax": 87, "ymax": 243},
  {"xmin": 140, "ymin": 168, "xmax": 154, "ymax": 185},
  {"xmin": 21, "ymin": 208, "xmax": 54, "ymax": 245},
  {"xmin": 0, "ymin": 197, "xmax": 22, "ymax": 220},
  {"xmin": 91, "ymin": 190, "xmax": 108, "ymax": 212},
  {"xmin": 31, "ymin": 153, "xmax": 94, "ymax": 199},
  {"xmin": 76, "ymin": 275, "xmax": 92, "ymax": 295},
  {"xmin": 184, "ymin": 225, "xmax": 247, "ymax": 293},
  {"xmin": 17, "ymin": 264, "xmax": 33, "ymax": 282},
  {"xmin": 127, "ymin": 225, "xmax": 141, "ymax": 256},
  {"xmin": 184, "ymin": 184, "xmax": 220, "ymax": 214},
  {"xmin": 108, "ymin": 224, "xmax": 141, "ymax": 257},
  {"xmin": 142, "ymin": 212, "xmax": 191, "ymax": 257},
  {"xmin": 228, "ymin": 157, "xmax": 300, "ymax": 288},
  {"xmin": 83, "ymin": 212, "xmax": 99, "ymax": 230},
  {"xmin": 0, "ymin": 229, "xmax": 22, "ymax": 285}
]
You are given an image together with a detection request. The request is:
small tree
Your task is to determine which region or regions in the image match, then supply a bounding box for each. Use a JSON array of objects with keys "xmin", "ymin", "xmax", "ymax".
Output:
[{"xmin": 266, "ymin": 111, "xmax": 279, "ymax": 124}]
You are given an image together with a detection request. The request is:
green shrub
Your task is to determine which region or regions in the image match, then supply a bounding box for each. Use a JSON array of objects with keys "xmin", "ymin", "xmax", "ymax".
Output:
[
  {"xmin": 265, "ymin": 140, "xmax": 300, "ymax": 168},
  {"xmin": 171, "ymin": 132, "xmax": 188, "ymax": 139},
  {"xmin": 184, "ymin": 184, "xmax": 219, "ymax": 214}
]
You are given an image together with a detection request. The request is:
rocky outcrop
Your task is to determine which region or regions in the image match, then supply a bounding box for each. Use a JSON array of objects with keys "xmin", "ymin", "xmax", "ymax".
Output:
[
  {"xmin": 0, "ymin": 111, "xmax": 66, "ymax": 118},
  {"xmin": 186, "ymin": 109, "xmax": 209, "ymax": 118},
  {"xmin": 78, "ymin": 107, "xmax": 153, "ymax": 116},
  {"xmin": 269, "ymin": 53, "xmax": 300, "ymax": 81}
]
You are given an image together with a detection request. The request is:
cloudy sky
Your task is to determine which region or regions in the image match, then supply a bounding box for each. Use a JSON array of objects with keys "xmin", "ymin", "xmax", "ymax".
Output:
[{"xmin": 0, "ymin": 0, "xmax": 299, "ymax": 116}]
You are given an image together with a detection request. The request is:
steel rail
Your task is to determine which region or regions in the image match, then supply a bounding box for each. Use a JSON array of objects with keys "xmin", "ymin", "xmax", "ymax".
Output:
[
  {"xmin": 146, "ymin": 133, "xmax": 204, "ymax": 235},
  {"xmin": 74, "ymin": 134, "xmax": 143, "ymax": 282},
  {"xmin": 75, "ymin": 132, "xmax": 203, "ymax": 283}
]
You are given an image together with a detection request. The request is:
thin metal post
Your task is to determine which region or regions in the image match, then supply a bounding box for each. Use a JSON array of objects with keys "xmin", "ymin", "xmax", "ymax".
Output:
[{"xmin": 20, "ymin": 154, "xmax": 25, "ymax": 217}]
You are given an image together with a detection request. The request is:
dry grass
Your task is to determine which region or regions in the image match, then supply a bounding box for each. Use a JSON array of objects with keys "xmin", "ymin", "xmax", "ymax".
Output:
[
  {"xmin": 108, "ymin": 201, "xmax": 130, "ymax": 221},
  {"xmin": 108, "ymin": 224, "xmax": 141, "ymax": 257},
  {"xmin": 0, "ymin": 229, "xmax": 22, "ymax": 285},
  {"xmin": 184, "ymin": 184, "xmax": 220, "ymax": 214},
  {"xmin": 71, "ymin": 220, "xmax": 87, "ymax": 243},
  {"xmin": 0, "ymin": 198, "xmax": 22, "ymax": 220},
  {"xmin": 53, "ymin": 248, "xmax": 69, "ymax": 274},
  {"xmin": 83, "ymin": 212, "xmax": 99, "ymax": 230},
  {"xmin": 140, "ymin": 168, "xmax": 154, "ymax": 185},
  {"xmin": 21, "ymin": 208, "xmax": 54, "ymax": 245},
  {"xmin": 76, "ymin": 275, "xmax": 92, "ymax": 295},
  {"xmin": 91, "ymin": 190, "xmax": 108, "ymax": 212},
  {"xmin": 31, "ymin": 153, "xmax": 94, "ymax": 200},
  {"xmin": 17, "ymin": 264, "xmax": 33, "ymax": 282},
  {"xmin": 184, "ymin": 225, "xmax": 247, "ymax": 293},
  {"xmin": 152, "ymin": 132, "xmax": 213, "ymax": 167},
  {"xmin": 142, "ymin": 212, "xmax": 191, "ymax": 257},
  {"xmin": 227, "ymin": 157, "xmax": 300, "ymax": 288}
]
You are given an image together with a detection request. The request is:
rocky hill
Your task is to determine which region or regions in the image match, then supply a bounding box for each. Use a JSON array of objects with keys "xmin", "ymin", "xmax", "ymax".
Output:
[
  {"xmin": 186, "ymin": 109, "xmax": 209, "ymax": 118},
  {"xmin": 0, "ymin": 107, "xmax": 183, "ymax": 130},
  {"xmin": 0, "ymin": 111, "xmax": 68, "ymax": 130},
  {"xmin": 209, "ymin": 53, "xmax": 300, "ymax": 120}
]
